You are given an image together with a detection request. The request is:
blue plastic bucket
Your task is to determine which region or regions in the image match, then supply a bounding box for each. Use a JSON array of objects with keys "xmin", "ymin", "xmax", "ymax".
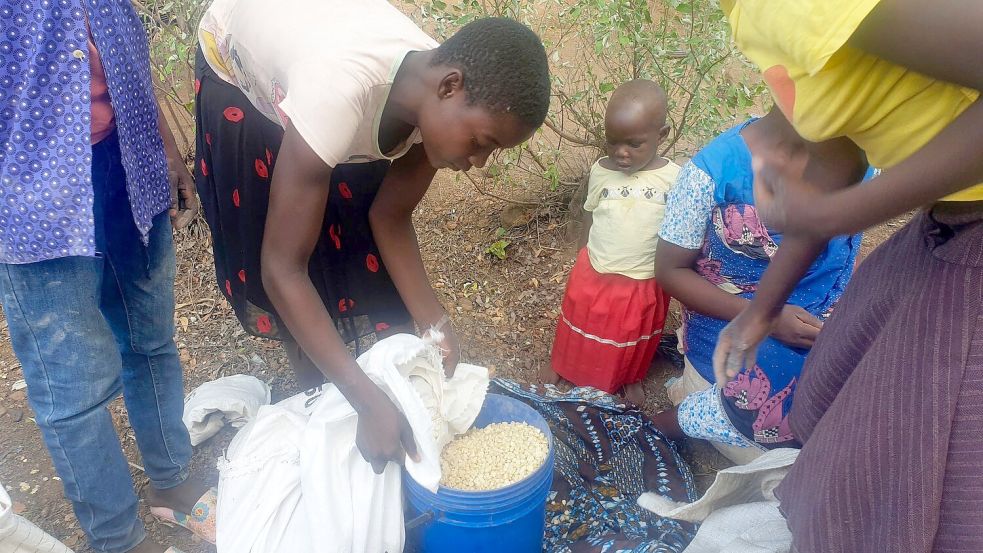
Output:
[{"xmin": 404, "ymin": 393, "xmax": 554, "ymax": 552}]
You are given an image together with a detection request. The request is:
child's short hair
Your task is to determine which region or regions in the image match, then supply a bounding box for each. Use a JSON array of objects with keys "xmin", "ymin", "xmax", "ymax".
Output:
[
  {"xmin": 432, "ymin": 17, "xmax": 551, "ymax": 128},
  {"xmin": 607, "ymin": 79, "xmax": 669, "ymax": 125}
]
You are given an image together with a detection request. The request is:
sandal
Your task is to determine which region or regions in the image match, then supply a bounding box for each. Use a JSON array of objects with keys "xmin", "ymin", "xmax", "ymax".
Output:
[{"xmin": 150, "ymin": 487, "xmax": 217, "ymax": 544}]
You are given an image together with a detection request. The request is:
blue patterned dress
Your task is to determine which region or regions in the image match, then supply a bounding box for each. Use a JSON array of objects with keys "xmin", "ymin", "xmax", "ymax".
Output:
[{"xmin": 660, "ymin": 119, "xmax": 866, "ymax": 449}]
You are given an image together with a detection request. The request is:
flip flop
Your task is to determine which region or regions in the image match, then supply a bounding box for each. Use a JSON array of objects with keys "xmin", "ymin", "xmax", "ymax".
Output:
[{"xmin": 150, "ymin": 487, "xmax": 217, "ymax": 544}]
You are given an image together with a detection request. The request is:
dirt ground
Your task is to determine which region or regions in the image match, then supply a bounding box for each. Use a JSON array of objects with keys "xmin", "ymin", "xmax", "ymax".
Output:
[{"xmin": 0, "ymin": 168, "xmax": 906, "ymax": 552}]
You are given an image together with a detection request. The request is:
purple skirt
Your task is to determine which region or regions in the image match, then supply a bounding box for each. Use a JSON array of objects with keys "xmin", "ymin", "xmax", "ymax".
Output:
[{"xmin": 777, "ymin": 205, "xmax": 983, "ymax": 553}]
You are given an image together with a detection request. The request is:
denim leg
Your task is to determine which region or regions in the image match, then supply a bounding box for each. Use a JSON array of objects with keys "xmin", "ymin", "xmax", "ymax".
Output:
[
  {"xmin": 0, "ymin": 257, "xmax": 145, "ymax": 553},
  {"xmin": 98, "ymin": 140, "xmax": 191, "ymax": 491}
]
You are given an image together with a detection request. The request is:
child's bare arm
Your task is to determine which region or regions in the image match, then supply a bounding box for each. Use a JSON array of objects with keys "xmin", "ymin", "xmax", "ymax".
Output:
[{"xmin": 578, "ymin": 211, "xmax": 592, "ymax": 251}]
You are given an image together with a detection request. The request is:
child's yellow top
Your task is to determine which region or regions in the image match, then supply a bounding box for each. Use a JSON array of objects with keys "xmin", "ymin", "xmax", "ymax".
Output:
[
  {"xmin": 721, "ymin": 0, "xmax": 982, "ymax": 201},
  {"xmin": 584, "ymin": 159, "xmax": 680, "ymax": 280}
]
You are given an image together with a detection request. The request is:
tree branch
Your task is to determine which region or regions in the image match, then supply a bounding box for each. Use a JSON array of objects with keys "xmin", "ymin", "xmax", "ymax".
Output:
[{"xmin": 543, "ymin": 118, "xmax": 593, "ymax": 147}]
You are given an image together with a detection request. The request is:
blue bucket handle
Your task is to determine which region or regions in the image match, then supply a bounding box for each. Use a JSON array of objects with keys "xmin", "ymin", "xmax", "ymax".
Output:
[{"xmin": 405, "ymin": 510, "xmax": 434, "ymax": 530}]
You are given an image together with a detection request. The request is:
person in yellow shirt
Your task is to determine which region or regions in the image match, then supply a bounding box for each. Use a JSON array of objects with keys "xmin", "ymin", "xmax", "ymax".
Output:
[
  {"xmin": 710, "ymin": 1, "xmax": 983, "ymax": 552},
  {"xmin": 545, "ymin": 80, "xmax": 679, "ymax": 406}
]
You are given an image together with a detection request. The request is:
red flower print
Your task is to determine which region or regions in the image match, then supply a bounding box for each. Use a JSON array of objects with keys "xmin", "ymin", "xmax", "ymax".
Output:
[
  {"xmin": 225, "ymin": 279, "xmax": 232, "ymax": 297},
  {"xmin": 223, "ymin": 106, "xmax": 244, "ymax": 123},
  {"xmin": 375, "ymin": 322, "xmax": 390, "ymax": 332},
  {"xmin": 338, "ymin": 298, "xmax": 355, "ymax": 313},
  {"xmin": 232, "ymin": 189, "xmax": 240, "ymax": 207},
  {"xmin": 205, "ymin": 133, "xmax": 212, "ymax": 147},
  {"xmin": 255, "ymin": 159, "xmax": 269, "ymax": 179},
  {"xmin": 338, "ymin": 182, "xmax": 352, "ymax": 200},
  {"xmin": 266, "ymin": 148, "xmax": 273, "ymax": 167},
  {"xmin": 366, "ymin": 254, "xmax": 379, "ymax": 273},
  {"xmin": 200, "ymin": 159, "xmax": 208, "ymax": 177},
  {"xmin": 256, "ymin": 315, "xmax": 273, "ymax": 334},
  {"xmin": 328, "ymin": 224, "xmax": 341, "ymax": 250},
  {"xmin": 194, "ymin": 79, "xmax": 201, "ymax": 95},
  {"xmin": 238, "ymin": 269, "xmax": 246, "ymax": 283}
]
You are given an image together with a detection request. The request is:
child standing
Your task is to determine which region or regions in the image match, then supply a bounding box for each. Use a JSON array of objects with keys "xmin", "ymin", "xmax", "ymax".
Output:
[{"xmin": 545, "ymin": 80, "xmax": 679, "ymax": 406}]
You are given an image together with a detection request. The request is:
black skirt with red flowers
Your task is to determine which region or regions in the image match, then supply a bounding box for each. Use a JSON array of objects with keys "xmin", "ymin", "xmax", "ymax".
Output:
[{"xmin": 193, "ymin": 52, "xmax": 411, "ymax": 343}]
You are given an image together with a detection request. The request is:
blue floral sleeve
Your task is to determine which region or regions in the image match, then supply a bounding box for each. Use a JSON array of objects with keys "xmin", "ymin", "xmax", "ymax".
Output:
[{"xmin": 659, "ymin": 162, "xmax": 716, "ymax": 249}]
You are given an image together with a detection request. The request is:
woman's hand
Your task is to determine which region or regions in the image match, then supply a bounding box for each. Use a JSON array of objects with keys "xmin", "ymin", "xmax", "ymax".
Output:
[
  {"xmin": 713, "ymin": 303, "xmax": 823, "ymax": 385},
  {"xmin": 771, "ymin": 304, "xmax": 823, "ymax": 349},
  {"xmin": 436, "ymin": 320, "xmax": 461, "ymax": 376},
  {"xmin": 712, "ymin": 306, "xmax": 772, "ymax": 385},
  {"xmin": 352, "ymin": 382, "xmax": 421, "ymax": 474}
]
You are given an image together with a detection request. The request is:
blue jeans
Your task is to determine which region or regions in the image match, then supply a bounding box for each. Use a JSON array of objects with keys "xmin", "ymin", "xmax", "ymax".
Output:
[{"xmin": 0, "ymin": 134, "xmax": 191, "ymax": 553}]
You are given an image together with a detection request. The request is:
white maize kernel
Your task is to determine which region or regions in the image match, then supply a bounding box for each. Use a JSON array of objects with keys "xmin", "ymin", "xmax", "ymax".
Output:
[{"xmin": 439, "ymin": 422, "xmax": 548, "ymax": 491}]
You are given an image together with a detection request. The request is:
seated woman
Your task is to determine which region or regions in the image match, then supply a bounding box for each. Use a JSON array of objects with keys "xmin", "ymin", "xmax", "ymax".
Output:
[{"xmin": 651, "ymin": 109, "xmax": 870, "ymax": 462}]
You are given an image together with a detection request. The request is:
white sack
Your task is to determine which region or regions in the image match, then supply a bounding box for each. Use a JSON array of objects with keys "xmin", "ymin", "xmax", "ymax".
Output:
[
  {"xmin": 183, "ymin": 374, "xmax": 271, "ymax": 446},
  {"xmin": 0, "ymin": 481, "xmax": 75, "ymax": 553},
  {"xmin": 638, "ymin": 448, "xmax": 798, "ymax": 553},
  {"xmin": 216, "ymin": 334, "xmax": 488, "ymax": 553}
]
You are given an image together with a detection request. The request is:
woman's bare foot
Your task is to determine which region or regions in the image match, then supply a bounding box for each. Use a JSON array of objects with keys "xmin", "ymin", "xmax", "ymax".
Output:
[
  {"xmin": 538, "ymin": 365, "xmax": 562, "ymax": 385},
  {"xmin": 128, "ymin": 537, "xmax": 167, "ymax": 553},
  {"xmin": 146, "ymin": 476, "xmax": 211, "ymax": 517},
  {"xmin": 623, "ymin": 382, "xmax": 646, "ymax": 407}
]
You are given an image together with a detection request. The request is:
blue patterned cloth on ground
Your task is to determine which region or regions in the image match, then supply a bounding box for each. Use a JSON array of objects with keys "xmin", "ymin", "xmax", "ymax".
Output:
[{"xmin": 489, "ymin": 379, "xmax": 697, "ymax": 552}]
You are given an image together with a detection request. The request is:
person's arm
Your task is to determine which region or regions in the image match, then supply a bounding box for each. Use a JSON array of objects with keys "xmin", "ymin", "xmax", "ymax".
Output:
[
  {"xmin": 263, "ymin": 123, "xmax": 419, "ymax": 473},
  {"xmin": 713, "ymin": 131, "xmax": 867, "ymax": 381},
  {"xmin": 577, "ymin": 211, "xmax": 593, "ymax": 251},
  {"xmin": 369, "ymin": 143, "xmax": 461, "ymax": 372},
  {"xmin": 712, "ymin": 1, "xmax": 983, "ymax": 380},
  {"xmin": 655, "ymin": 243, "xmax": 748, "ymax": 321},
  {"xmin": 655, "ymin": 242, "xmax": 822, "ymax": 347},
  {"xmin": 710, "ymin": 235, "xmax": 826, "ymax": 382},
  {"xmin": 156, "ymin": 103, "xmax": 198, "ymax": 229},
  {"xmin": 578, "ymin": 168, "xmax": 605, "ymax": 251}
]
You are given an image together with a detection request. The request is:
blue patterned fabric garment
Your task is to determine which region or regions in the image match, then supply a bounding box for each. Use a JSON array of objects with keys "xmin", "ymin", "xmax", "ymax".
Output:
[
  {"xmin": 488, "ymin": 379, "xmax": 698, "ymax": 553},
  {"xmin": 677, "ymin": 385, "xmax": 765, "ymax": 450},
  {"xmin": 659, "ymin": 118, "xmax": 871, "ymax": 447},
  {"xmin": 0, "ymin": 0, "xmax": 169, "ymax": 263}
]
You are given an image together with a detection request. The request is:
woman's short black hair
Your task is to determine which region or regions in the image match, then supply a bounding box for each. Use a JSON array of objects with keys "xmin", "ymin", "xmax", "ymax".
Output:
[{"xmin": 432, "ymin": 17, "xmax": 551, "ymax": 128}]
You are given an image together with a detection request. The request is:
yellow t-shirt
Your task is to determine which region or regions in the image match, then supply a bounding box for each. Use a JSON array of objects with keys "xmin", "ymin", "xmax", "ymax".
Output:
[
  {"xmin": 584, "ymin": 159, "xmax": 680, "ymax": 280},
  {"xmin": 721, "ymin": 0, "xmax": 982, "ymax": 201}
]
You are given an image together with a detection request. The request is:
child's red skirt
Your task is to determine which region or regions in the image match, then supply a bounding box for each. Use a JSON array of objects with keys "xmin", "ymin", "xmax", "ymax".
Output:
[{"xmin": 551, "ymin": 248, "xmax": 670, "ymax": 393}]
